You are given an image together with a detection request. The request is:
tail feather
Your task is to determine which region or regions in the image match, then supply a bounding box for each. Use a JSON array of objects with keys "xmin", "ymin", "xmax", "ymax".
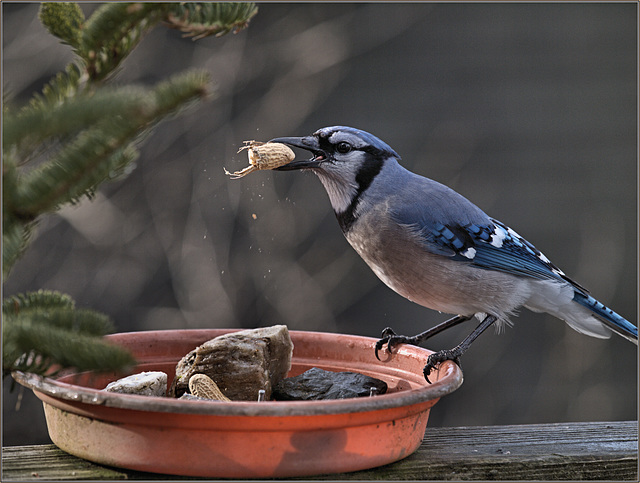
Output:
[{"xmin": 572, "ymin": 291, "xmax": 637, "ymax": 344}]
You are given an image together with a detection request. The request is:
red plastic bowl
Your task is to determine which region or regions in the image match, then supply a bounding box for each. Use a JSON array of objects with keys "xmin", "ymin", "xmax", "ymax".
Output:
[{"xmin": 14, "ymin": 329, "xmax": 462, "ymax": 478}]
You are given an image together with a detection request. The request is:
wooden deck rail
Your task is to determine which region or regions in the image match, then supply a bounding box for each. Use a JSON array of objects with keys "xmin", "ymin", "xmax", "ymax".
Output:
[{"xmin": 2, "ymin": 421, "xmax": 637, "ymax": 480}]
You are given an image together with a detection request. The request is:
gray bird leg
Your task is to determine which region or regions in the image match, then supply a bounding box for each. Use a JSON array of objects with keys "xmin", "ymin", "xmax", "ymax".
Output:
[
  {"xmin": 375, "ymin": 314, "xmax": 473, "ymax": 361},
  {"xmin": 423, "ymin": 314, "xmax": 498, "ymax": 383}
]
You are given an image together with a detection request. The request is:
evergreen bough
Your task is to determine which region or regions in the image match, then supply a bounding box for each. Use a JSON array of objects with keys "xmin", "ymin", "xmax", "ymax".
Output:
[{"xmin": 3, "ymin": 2, "xmax": 258, "ymax": 378}]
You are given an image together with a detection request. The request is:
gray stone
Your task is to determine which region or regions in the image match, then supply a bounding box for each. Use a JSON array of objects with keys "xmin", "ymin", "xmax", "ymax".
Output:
[
  {"xmin": 273, "ymin": 367, "xmax": 387, "ymax": 401},
  {"xmin": 104, "ymin": 371, "xmax": 167, "ymax": 397},
  {"xmin": 170, "ymin": 325, "xmax": 293, "ymax": 401}
]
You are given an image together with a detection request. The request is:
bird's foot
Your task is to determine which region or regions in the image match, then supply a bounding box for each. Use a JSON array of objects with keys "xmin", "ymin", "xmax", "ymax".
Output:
[
  {"xmin": 375, "ymin": 327, "xmax": 422, "ymax": 360},
  {"xmin": 423, "ymin": 349, "xmax": 462, "ymax": 384}
]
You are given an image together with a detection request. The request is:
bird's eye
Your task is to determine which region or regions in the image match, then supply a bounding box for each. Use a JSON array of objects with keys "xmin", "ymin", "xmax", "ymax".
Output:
[{"xmin": 336, "ymin": 142, "xmax": 352, "ymax": 154}]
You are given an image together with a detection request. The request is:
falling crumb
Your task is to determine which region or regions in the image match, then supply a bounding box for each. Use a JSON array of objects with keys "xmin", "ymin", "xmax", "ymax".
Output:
[{"xmin": 252, "ymin": 213, "xmax": 257, "ymax": 220}]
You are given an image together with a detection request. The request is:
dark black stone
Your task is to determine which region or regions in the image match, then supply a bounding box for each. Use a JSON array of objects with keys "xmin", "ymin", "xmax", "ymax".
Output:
[{"xmin": 272, "ymin": 367, "xmax": 387, "ymax": 401}]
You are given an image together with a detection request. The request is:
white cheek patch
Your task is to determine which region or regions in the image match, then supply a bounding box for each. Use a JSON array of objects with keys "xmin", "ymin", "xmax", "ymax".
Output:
[{"xmin": 315, "ymin": 170, "xmax": 358, "ymax": 214}]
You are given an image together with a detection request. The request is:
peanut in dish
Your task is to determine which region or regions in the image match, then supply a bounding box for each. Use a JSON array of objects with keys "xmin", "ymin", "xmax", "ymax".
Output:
[{"xmin": 188, "ymin": 373, "xmax": 231, "ymax": 401}]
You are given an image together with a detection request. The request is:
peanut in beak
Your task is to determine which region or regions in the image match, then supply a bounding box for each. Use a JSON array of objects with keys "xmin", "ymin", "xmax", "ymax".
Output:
[{"xmin": 224, "ymin": 141, "xmax": 295, "ymax": 179}]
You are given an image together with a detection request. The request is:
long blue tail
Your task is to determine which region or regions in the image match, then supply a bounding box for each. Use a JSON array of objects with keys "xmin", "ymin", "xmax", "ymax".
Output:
[{"xmin": 573, "ymin": 291, "xmax": 637, "ymax": 344}]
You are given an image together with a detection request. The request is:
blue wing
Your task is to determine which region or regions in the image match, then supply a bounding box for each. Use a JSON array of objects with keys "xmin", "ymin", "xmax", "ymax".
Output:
[
  {"xmin": 398, "ymin": 206, "xmax": 584, "ymax": 290},
  {"xmin": 446, "ymin": 219, "xmax": 571, "ymax": 280},
  {"xmin": 392, "ymin": 193, "xmax": 636, "ymax": 342}
]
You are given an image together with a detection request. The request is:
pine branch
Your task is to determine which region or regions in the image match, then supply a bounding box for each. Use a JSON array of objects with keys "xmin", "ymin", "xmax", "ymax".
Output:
[
  {"xmin": 30, "ymin": 3, "xmax": 257, "ymax": 112},
  {"xmin": 79, "ymin": 3, "xmax": 170, "ymax": 82},
  {"xmin": 3, "ymin": 290, "xmax": 75, "ymax": 315},
  {"xmin": 6, "ymin": 307, "xmax": 115, "ymax": 338},
  {"xmin": 26, "ymin": 62, "xmax": 86, "ymax": 113},
  {"xmin": 77, "ymin": 3, "xmax": 258, "ymax": 79},
  {"xmin": 12, "ymin": 126, "xmax": 139, "ymax": 219},
  {"xmin": 3, "ymin": 2, "xmax": 258, "ymax": 380},
  {"xmin": 165, "ymin": 3, "xmax": 259, "ymax": 40},
  {"xmin": 2, "ymin": 221, "xmax": 36, "ymax": 280},
  {"xmin": 150, "ymin": 69, "xmax": 212, "ymax": 121},
  {"xmin": 4, "ymin": 318, "xmax": 135, "ymax": 377},
  {"xmin": 5, "ymin": 87, "xmax": 153, "ymax": 153},
  {"xmin": 2, "ymin": 157, "xmax": 28, "ymax": 279},
  {"xmin": 9, "ymin": 71, "xmax": 209, "ymax": 220},
  {"xmin": 3, "ymin": 291, "xmax": 136, "ymax": 377},
  {"xmin": 39, "ymin": 3, "xmax": 85, "ymax": 50}
]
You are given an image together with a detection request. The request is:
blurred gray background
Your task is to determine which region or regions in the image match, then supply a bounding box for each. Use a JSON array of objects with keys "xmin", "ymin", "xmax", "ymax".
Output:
[{"xmin": 3, "ymin": 3, "xmax": 637, "ymax": 446}]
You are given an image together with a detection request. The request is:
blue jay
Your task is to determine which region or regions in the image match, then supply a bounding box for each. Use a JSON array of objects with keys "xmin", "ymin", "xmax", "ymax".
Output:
[{"xmin": 269, "ymin": 126, "xmax": 638, "ymax": 382}]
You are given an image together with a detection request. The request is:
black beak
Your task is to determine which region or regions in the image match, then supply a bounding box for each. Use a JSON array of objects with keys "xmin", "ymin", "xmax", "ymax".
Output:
[{"xmin": 268, "ymin": 135, "xmax": 326, "ymax": 171}]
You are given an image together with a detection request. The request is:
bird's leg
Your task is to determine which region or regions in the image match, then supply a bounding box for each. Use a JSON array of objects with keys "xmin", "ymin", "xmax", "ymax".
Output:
[
  {"xmin": 423, "ymin": 314, "xmax": 498, "ymax": 383},
  {"xmin": 375, "ymin": 314, "xmax": 473, "ymax": 361}
]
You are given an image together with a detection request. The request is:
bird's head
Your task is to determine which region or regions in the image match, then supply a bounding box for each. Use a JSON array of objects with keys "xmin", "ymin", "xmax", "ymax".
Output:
[{"xmin": 270, "ymin": 126, "xmax": 400, "ymax": 219}]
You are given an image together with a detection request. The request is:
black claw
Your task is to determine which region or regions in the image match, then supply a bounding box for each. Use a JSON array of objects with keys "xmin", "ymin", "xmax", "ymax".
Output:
[
  {"xmin": 381, "ymin": 327, "xmax": 396, "ymax": 338},
  {"xmin": 374, "ymin": 340, "xmax": 386, "ymax": 361},
  {"xmin": 423, "ymin": 363, "xmax": 436, "ymax": 384},
  {"xmin": 423, "ymin": 349, "xmax": 462, "ymax": 384},
  {"xmin": 375, "ymin": 327, "xmax": 398, "ymax": 361},
  {"xmin": 382, "ymin": 314, "xmax": 492, "ymax": 384},
  {"xmin": 375, "ymin": 327, "xmax": 432, "ymax": 362}
]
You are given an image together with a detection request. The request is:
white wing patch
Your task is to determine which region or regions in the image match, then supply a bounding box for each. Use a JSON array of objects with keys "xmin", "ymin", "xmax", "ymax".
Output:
[
  {"xmin": 461, "ymin": 247, "xmax": 476, "ymax": 259},
  {"xmin": 490, "ymin": 225, "xmax": 508, "ymax": 248}
]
